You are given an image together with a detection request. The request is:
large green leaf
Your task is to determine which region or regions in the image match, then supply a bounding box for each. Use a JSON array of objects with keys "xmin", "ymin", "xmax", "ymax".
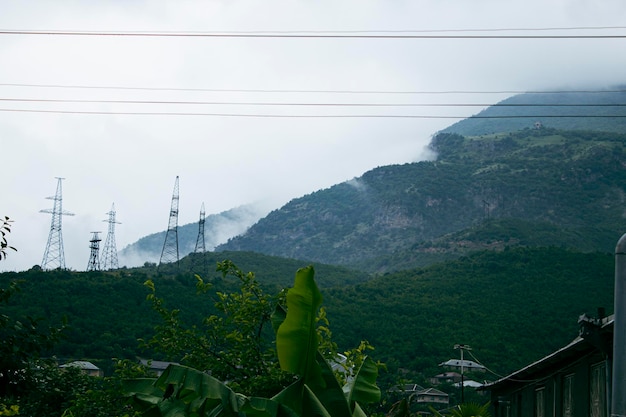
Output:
[
  {"xmin": 240, "ymin": 396, "xmax": 300, "ymax": 417},
  {"xmin": 271, "ymin": 303, "xmax": 287, "ymax": 334},
  {"xmin": 271, "ymin": 378, "xmax": 305, "ymax": 415},
  {"xmin": 343, "ymin": 356, "xmax": 381, "ymax": 408},
  {"xmin": 122, "ymin": 378, "xmax": 164, "ymax": 410},
  {"xmin": 311, "ymin": 351, "xmax": 352, "ymax": 417},
  {"xmin": 276, "ymin": 266, "xmax": 323, "ymax": 387},
  {"xmin": 271, "ymin": 378, "xmax": 333, "ymax": 417},
  {"xmin": 124, "ymin": 364, "xmax": 242, "ymax": 416}
]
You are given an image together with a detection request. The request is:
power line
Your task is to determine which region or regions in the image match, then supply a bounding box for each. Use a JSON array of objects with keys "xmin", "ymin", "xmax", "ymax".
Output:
[
  {"xmin": 1, "ymin": 107, "xmax": 625, "ymax": 118},
  {"xmin": 2, "ymin": 83, "xmax": 625, "ymax": 95},
  {"xmin": 6, "ymin": 26, "xmax": 623, "ymax": 35},
  {"xmin": 1, "ymin": 29, "xmax": 626, "ymax": 39},
  {"xmin": 2, "ymin": 97, "xmax": 626, "ymax": 107}
]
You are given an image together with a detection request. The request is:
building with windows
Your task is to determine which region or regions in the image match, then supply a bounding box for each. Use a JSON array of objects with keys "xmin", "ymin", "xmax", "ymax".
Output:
[{"xmin": 482, "ymin": 313, "xmax": 611, "ymax": 417}]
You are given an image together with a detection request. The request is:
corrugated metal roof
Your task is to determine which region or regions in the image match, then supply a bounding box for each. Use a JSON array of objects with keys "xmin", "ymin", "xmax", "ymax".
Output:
[
  {"xmin": 60, "ymin": 361, "xmax": 100, "ymax": 370},
  {"xmin": 482, "ymin": 315, "xmax": 613, "ymax": 391},
  {"xmin": 438, "ymin": 359, "xmax": 486, "ymax": 369}
]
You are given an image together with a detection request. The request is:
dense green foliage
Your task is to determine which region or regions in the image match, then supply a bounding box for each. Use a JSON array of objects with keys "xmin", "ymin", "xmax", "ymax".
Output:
[
  {"xmin": 143, "ymin": 260, "xmax": 295, "ymax": 397},
  {"xmin": 0, "ymin": 280, "xmax": 64, "ymax": 399},
  {"xmin": 0, "ymin": 252, "xmax": 369, "ymax": 367},
  {"xmin": 219, "ymin": 127, "xmax": 626, "ymax": 273},
  {"xmin": 322, "ymin": 246, "xmax": 614, "ymax": 379},
  {"xmin": 0, "ymin": 246, "xmax": 614, "ymax": 387},
  {"xmin": 123, "ymin": 266, "xmax": 381, "ymax": 417}
]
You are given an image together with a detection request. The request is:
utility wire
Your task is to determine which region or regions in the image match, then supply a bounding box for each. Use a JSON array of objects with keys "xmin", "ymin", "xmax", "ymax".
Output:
[
  {"xmin": 5, "ymin": 26, "xmax": 624, "ymax": 35},
  {"xmin": 1, "ymin": 29, "xmax": 626, "ymax": 39},
  {"xmin": 1, "ymin": 108, "xmax": 625, "ymax": 118},
  {"xmin": 1, "ymin": 83, "xmax": 626, "ymax": 95},
  {"xmin": 466, "ymin": 345, "xmax": 597, "ymax": 385},
  {"xmin": 2, "ymin": 97, "xmax": 626, "ymax": 107}
]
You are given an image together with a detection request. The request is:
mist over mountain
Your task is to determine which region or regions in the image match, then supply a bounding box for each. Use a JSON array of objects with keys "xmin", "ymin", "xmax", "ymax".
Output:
[
  {"xmin": 217, "ymin": 90, "xmax": 626, "ymax": 272},
  {"xmin": 440, "ymin": 88, "xmax": 626, "ymax": 136},
  {"xmin": 4, "ymin": 87, "xmax": 626, "ymax": 394},
  {"xmin": 119, "ymin": 203, "xmax": 269, "ymax": 267},
  {"xmin": 124, "ymin": 89, "xmax": 626, "ymax": 272}
]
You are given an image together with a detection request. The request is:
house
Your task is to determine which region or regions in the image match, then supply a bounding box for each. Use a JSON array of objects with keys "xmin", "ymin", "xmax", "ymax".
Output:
[
  {"xmin": 482, "ymin": 233, "xmax": 626, "ymax": 417},
  {"xmin": 429, "ymin": 371, "xmax": 462, "ymax": 385},
  {"xmin": 414, "ymin": 388, "xmax": 449, "ymax": 405},
  {"xmin": 403, "ymin": 383, "xmax": 425, "ymax": 394},
  {"xmin": 139, "ymin": 359, "xmax": 180, "ymax": 376},
  {"xmin": 438, "ymin": 359, "xmax": 486, "ymax": 373},
  {"xmin": 454, "ymin": 379, "xmax": 483, "ymax": 389},
  {"xmin": 389, "ymin": 383, "xmax": 449, "ymax": 407},
  {"xmin": 482, "ymin": 312, "xmax": 612, "ymax": 417},
  {"xmin": 59, "ymin": 361, "xmax": 103, "ymax": 377}
]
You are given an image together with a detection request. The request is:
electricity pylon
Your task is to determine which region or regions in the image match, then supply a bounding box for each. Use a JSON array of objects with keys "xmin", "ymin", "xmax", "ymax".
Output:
[
  {"xmin": 87, "ymin": 231, "xmax": 102, "ymax": 271},
  {"xmin": 191, "ymin": 202, "xmax": 207, "ymax": 274},
  {"xmin": 41, "ymin": 177, "xmax": 74, "ymax": 270},
  {"xmin": 101, "ymin": 203, "xmax": 121, "ymax": 270},
  {"xmin": 159, "ymin": 176, "xmax": 180, "ymax": 268}
]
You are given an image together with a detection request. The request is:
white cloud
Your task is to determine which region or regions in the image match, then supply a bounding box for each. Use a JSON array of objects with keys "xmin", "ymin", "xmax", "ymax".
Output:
[{"xmin": 1, "ymin": 0, "xmax": 625, "ymax": 271}]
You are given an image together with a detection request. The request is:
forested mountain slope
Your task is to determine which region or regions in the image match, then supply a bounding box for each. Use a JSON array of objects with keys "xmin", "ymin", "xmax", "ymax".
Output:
[
  {"xmin": 322, "ymin": 246, "xmax": 614, "ymax": 378},
  {"xmin": 218, "ymin": 128, "xmax": 626, "ymax": 272},
  {"xmin": 0, "ymin": 247, "xmax": 614, "ymax": 381},
  {"xmin": 441, "ymin": 89, "xmax": 626, "ymax": 136},
  {"xmin": 0, "ymin": 251, "xmax": 369, "ymax": 365}
]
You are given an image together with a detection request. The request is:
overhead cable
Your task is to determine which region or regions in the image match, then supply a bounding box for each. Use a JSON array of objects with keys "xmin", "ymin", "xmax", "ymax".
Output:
[
  {"xmin": 1, "ymin": 97, "xmax": 626, "ymax": 107},
  {"xmin": 1, "ymin": 108, "xmax": 625, "ymax": 118},
  {"xmin": 1, "ymin": 83, "xmax": 625, "ymax": 95},
  {"xmin": 1, "ymin": 29, "xmax": 626, "ymax": 39}
]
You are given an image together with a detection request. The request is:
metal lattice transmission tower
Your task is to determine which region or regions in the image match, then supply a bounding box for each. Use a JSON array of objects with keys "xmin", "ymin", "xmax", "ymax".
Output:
[
  {"xmin": 195, "ymin": 203, "xmax": 206, "ymax": 253},
  {"xmin": 87, "ymin": 231, "xmax": 102, "ymax": 271},
  {"xmin": 191, "ymin": 203, "xmax": 207, "ymax": 274},
  {"xmin": 41, "ymin": 177, "xmax": 75, "ymax": 270},
  {"xmin": 159, "ymin": 176, "xmax": 180, "ymax": 268},
  {"xmin": 101, "ymin": 203, "xmax": 121, "ymax": 270}
]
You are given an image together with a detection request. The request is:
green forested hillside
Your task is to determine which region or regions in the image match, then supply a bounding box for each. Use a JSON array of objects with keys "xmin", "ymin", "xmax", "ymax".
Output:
[
  {"xmin": 219, "ymin": 128, "xmax": 626, "ymax": 272},
  {"xmin": 0, "ymin": 251, "xmax": 369, "ymax": 367},
  {"xmin": 0, "ymin": 246, "xmax": 615, "ymax": 383},
  {"xmin": 322, "ymin": 246, "xmax": 615, "ymax": 379}
]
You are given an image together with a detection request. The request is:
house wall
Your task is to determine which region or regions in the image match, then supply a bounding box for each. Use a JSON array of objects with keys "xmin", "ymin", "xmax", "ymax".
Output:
[{"xmin": 489, "ymin": 352, "xmax": 608, "ymax": 417}]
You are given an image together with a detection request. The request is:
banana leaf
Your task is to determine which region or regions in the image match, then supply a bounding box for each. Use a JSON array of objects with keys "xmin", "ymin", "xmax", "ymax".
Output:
[
  {"xmin": 343, "ymin": 356, "xmax": 381, "ymax": 408},
  {"xmin": 276, "ymin": 266, "xmax": 323, "ymax": 387}
]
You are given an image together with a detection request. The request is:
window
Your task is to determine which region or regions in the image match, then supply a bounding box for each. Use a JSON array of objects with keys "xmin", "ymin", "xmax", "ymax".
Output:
[
  {"xmin": 590, "ymin": 363, "xmax": 607, "ymax": 417},
  {"xmin": 561, "ymin": 374, "xmax": 574, "ymax": 417},
  {"xmin": 535, "ymin": 387, "xmax": 545, "ymax": 417}
]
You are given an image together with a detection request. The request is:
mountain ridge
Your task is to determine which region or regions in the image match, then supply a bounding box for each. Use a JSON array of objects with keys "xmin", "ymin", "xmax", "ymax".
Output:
[
  {"xmin": 217, "ymin": 127, "xmax": 626, "ymax": 272},
  {"xmin": 440, "ymin": 88, "xmax": 626, "ymax": 136},
  {"xmin": 119, "ymin": 203, "xmax": 269, "ymax": 267}
]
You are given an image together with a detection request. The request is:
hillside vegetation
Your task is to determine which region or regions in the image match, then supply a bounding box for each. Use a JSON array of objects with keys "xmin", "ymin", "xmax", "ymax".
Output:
[
  {"xmin": 0, "ymin": 246, "xmax": 615, "ymax": 382},
  {"xmin": 323, "ymin": 246, "xmax": 614, "ymax": 378},
  {"xmin": 0, "ymin": 251, "xmax": 369, "ymax": 368},
  {"xmin": 219, "ymin": 127, "xmax": 626, "ymax": 272}
]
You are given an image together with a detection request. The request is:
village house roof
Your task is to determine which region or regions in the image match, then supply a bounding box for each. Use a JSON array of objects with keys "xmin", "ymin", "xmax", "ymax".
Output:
[
  {"xmin": 438, "ymin": 359, "xmax": 486, "ymax": 371},
  {"xmin": 414, "ymin": 388, "xmax": 449, "ymax": 404},
  {"xmin": 482, "ymin": 314, "xmax": 613, "ymax": 392},
  {"xmin": 139, "ymin": 359, "xmax": 179, "ymax": 371},
  {"xmin": 60, "ymin": 361, "xmax": 100, "ymax": 371},
  {"xmin": 454, "ymin": 379, "xmax": 484, "ymax": 388}
]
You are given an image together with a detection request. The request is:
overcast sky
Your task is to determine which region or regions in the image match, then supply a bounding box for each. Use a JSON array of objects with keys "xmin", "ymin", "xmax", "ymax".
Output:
[{"xmin": 2, "ymin": 0, "xmax": 626, "ymax": 272}]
